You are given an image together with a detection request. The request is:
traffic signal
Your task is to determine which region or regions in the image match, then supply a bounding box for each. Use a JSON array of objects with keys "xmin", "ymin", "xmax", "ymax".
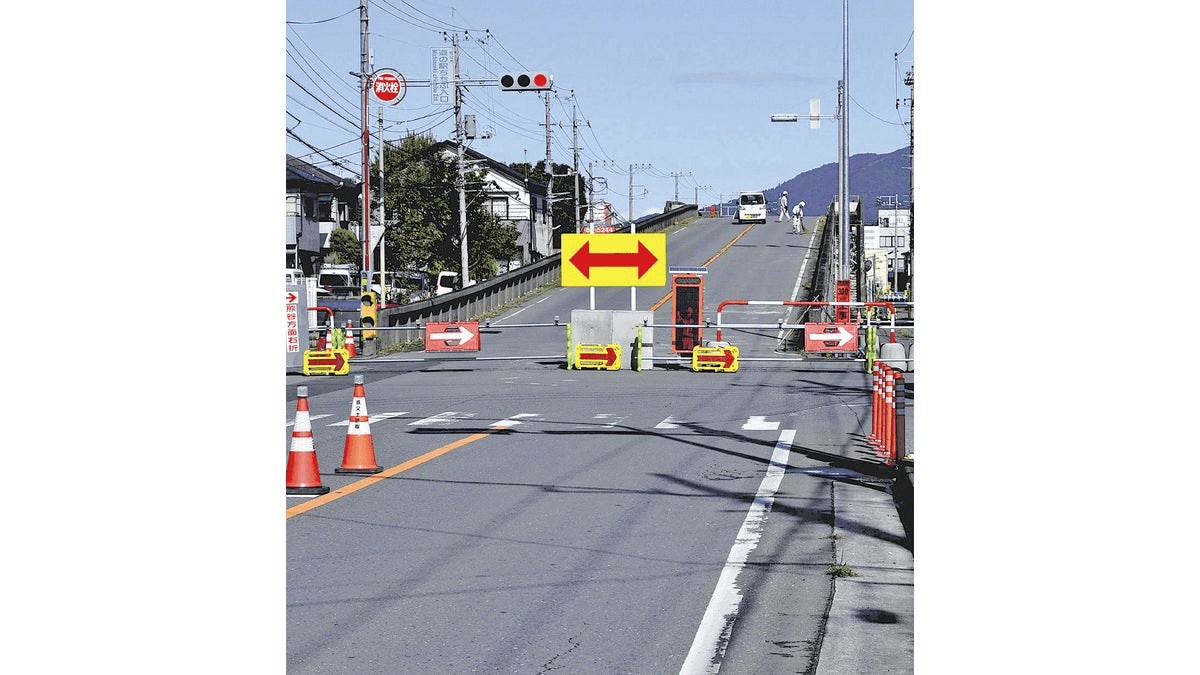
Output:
[
  {"xmin": 499, "ymin": 72, "xmax": 552, "ymax": 91},
  {"xmin": 361, "ymin": 291, "xmax": 378, "ymax": 339},
  {"xmin": 671, "ymin": 274, "xmax": 704, "ymax": 354}
]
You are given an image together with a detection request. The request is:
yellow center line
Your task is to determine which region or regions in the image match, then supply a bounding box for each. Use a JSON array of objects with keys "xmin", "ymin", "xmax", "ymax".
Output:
[
  {"xmin": 286, "ymin": 431, "xmax": 491, "ymax": 519},
  {"xmin": 649, "ymin": 222, "xmax": 756, "ymax": 311}
]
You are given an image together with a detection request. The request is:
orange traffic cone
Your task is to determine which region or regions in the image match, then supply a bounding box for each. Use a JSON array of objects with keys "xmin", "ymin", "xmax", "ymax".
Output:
[
  {"xmin": 287, "ymin": 386, "xmax": 331, "ymax": 495},
  {"xmin": 336, "ymin": 375, "xmax": 381, "ymax": 474},
  {"xmin": 344, "ymin": 321, "xmax": 357, "ymax": 357},
  {"xmin": 317, "ymin": 323, "xmax": 333, "ymax": 351}
]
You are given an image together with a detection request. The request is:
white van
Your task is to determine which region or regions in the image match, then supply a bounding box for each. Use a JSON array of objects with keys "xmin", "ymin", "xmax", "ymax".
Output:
[{"xmin": 735, "ymin": 191, "xmax": 767, "ymax": 224}]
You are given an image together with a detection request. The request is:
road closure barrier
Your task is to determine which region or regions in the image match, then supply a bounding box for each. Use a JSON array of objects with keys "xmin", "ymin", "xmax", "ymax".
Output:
[
  {"xmin": 691, "ymin": 344, "xmax": 739, "ymax": 372},
  {"xmin": 574, "ymin": 343, "xmax": 622, "ymax": 370}
]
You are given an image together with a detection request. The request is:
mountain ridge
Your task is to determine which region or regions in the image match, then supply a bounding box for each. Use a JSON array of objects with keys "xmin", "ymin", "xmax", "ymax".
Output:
[{"xmin": 716, "ymin": 146, "xmax": 912, "ymax": 223}]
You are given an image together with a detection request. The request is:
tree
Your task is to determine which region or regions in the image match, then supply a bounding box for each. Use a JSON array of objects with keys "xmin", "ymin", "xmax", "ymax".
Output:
[
  {"xmin": 509, "ymin": 160, "xmax": 587, "ymax": 250},
  {"xmin": 326, "ymin": 227, "xmax": 360, "ymax": 267},
  {"xmin": 371, "ymin": 133, "xmax": 518, "ymax": 293}
]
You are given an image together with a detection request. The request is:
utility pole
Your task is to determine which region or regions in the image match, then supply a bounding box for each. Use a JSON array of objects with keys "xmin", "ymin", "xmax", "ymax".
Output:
[
  {"xmin": 627, "ymin": 163, "xmax": 650, "ymax": 311},
  {"xmin": 669, "ymin": 172, "xmax": 687, "ymax": 202},
  {"xmin": 378, "ymin": 108, "xmax": 385, "ymax": 283},
  {"xmin": 906, "ymin": 67, "xmax": 914, "ymax": 298},
  {"xmin": 572, "ymin": 95, "xmax": 581, "ymax": 234},
  {"xmin": 543, "ymin": 91, "xmax": 553, "ymax": 255},
  {"xmin": 587, "ymin": 161, "xmax": 595, "ymax": 225},
  {"xmin": 453, "ymin": 34, "xmax": 470, "ymax": 286},
  {"xmin": 359, "ymin": 0, "xmax": 371, "ymax": 279},
  {"xmin": 839, "ymin": 0, "xmax": 850, "ymax": 283}
]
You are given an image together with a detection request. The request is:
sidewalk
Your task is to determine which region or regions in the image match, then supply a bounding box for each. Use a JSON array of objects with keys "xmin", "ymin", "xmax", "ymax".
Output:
[{"xmin": 816, "ymin": 466, "xmax": 914, "ymax": 674}]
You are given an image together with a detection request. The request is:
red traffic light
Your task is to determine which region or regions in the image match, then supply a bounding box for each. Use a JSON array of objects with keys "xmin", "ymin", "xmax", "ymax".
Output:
[{"xmin": 500, "ymin": 72, "xmax": 552, "ymax": 91}]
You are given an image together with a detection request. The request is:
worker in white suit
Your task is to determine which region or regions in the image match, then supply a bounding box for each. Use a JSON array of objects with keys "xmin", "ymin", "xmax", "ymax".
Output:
[
  {"xmin": 778, "ymin": 191, "xmax": 788, "ymax": 222},
  {"xmin": 791, "ymin": 201, "xmax": 805, "ymax": 234}
]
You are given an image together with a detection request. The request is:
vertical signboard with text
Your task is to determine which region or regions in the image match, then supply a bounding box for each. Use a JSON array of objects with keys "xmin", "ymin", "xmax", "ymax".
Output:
[{"xmin": 430, "ymin": 47, "xmax": 452, "ymax": 105}]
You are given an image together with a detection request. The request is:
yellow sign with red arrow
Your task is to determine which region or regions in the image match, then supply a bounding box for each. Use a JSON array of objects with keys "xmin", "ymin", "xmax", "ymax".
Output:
[
  {"xmin": 302, "ymin": 349, "xmax": 351, "ymax": 376},
  {"xmin": 561, "ymin": 233, "xmax": 666, "ymax": 287},
  {"xmin": 691, "ymin": 344, "xmax": 739, "ymax": 373},
  {"xmin": 574, "ymin": 343, "xmax": 622, "ymax": 370}
]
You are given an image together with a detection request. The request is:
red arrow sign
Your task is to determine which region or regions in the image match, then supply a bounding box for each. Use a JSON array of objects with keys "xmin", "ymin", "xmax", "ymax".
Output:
[
  {"xmin": 286, "ymin": 292, "xmax": 298, "ymax": 303},
  {"xmin": 695, "ymin": 348, "xmax": 736, "ymax": 369},
  {"xmin": 306, "ymin": 351, "xmax": 346, "ymax": 370},
  {"xmin": 578, "ymin": 346, "xmax": 619, "ymax": 367},
  {"xmin": 569, "ymin": 240, "xmax": 658, "ymax": 279}
]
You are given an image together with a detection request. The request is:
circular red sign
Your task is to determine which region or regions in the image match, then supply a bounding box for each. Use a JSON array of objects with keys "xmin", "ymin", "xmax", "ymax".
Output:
[{"xmin": 372, "ymin": 73, "xmax": 404, "ymax": 103}]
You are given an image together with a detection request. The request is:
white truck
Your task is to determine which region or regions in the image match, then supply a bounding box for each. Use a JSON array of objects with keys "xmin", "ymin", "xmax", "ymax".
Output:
[
  {"xmin": 316, "ymin": 264, "xmax": 359, "ymax": 296},
  {"xmin": 734, "ymin": 191, "xmax": 767, "ymax": 224}
]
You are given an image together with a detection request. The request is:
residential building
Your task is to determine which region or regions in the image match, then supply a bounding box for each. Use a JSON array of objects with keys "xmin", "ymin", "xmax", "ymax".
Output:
[
  {"xmin": 430, "ymin": 141, "xmax": 552, "ymax": 269},
  {"xmin": 286, "ymin": 155, "xmax": 359, "ymax": 275},
  {"xmin": 864, "ymin": 208, "xmax": 911, "ymax": 293}
]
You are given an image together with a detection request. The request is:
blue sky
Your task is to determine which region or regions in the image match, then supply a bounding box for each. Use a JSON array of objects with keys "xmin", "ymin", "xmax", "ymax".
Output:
[{"xmin": 286, "ymin": 0, "xmax": 914, "ymax": 218}]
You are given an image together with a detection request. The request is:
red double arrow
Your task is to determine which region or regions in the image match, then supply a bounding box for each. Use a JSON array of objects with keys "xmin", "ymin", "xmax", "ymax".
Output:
[
  {"xmin": 578, "ymin": 346, "xmax": 619, "ymax": 367},
  {"xmin": 569, "ymin": 241, "xmax": 658, "ymax": 279},
  {"xmin": 696, "ymin": 349, "xmax": 736, "ymax": 369}
]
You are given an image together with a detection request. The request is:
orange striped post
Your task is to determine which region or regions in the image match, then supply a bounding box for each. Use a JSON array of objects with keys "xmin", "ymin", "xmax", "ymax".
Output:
[{"xmin": 867, "ymin": 362, "xmax": 883, "ymax": 445}]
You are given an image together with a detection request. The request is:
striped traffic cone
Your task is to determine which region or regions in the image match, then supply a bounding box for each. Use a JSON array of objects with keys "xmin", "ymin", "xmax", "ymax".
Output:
[
  {"xmin": 336, "ymin": 375, "xmax": 381, "ymax": 474},
  {"xmin": 286, "ymin": 386, "xmax": 331, "ymax": 495},
  {"xmin": 344, "ymin": 321, "xmax": 357, "ymax": 357}
]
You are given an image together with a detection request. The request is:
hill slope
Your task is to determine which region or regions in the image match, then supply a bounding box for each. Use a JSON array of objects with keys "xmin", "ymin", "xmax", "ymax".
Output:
[{"xmin": 720, "ymin": 146, "xmax": 912, "ymax": 224}]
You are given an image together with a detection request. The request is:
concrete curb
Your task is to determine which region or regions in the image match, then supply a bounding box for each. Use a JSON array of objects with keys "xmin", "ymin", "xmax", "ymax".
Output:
[{"xmin": 817, "ymin": 479, "xmax": 914, "ymax": 674}]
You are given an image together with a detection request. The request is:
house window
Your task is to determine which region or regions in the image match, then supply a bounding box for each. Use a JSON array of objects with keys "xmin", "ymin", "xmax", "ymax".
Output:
[{"xmin": 489, "ymin": 197, "xmax": 509, "ymax": 219}]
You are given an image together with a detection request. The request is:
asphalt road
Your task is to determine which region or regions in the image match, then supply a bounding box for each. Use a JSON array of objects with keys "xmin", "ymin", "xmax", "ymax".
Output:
[{"xmin": 286, "ymin": 216, "xmax": 912, "ymax": 673}]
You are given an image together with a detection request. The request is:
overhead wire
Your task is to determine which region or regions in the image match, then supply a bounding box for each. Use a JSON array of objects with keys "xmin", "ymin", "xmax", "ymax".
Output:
[{"xmin": 285, "ymin": 10, "xmax": 632, "ymax": 191}]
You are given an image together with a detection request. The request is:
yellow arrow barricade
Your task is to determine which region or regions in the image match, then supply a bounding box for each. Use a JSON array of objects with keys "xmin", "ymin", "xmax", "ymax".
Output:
[
  {"xmin": 575, "ymin": 343, "xmax": 622, "ymax": 371},
  {"xmin": 691, "ymin": 345, "xmax": 739, "ymax": 373},
  {"xmin": 302, "ymin": 348, "xmax": 351, "ymax": 376}
]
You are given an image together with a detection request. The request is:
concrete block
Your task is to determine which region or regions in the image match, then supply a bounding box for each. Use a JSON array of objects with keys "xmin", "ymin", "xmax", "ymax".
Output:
[{"xmin": 879, "ymin": 341, "xmax": 906, "ymax": 371}]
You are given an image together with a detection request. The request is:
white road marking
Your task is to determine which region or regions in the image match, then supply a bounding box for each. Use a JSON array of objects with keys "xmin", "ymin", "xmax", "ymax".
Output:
[
  {"xmin": 655, "ymin": 416, "xmax": 685, "ymax": 429},
  {"xmin": 285, "ymin": 414, "xmax": 331, "ymax": 427},
  {"xmin": 408, "ymin": 412, "xmax": 477, "ymax": 426},
  {"xmin": 326, "ymin": 412, "xmax": 408, "ymax": 426},
  {"xmin": 679, "ymin": 429, "xmax": 796, "ymax": 675},
  {"xmin": 491, "ymin": 413, "xmax": 540, "ymax": 429},
  {"xmin": 741, "ymin": 415, "xmax": 780, "ymax": 431}
]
